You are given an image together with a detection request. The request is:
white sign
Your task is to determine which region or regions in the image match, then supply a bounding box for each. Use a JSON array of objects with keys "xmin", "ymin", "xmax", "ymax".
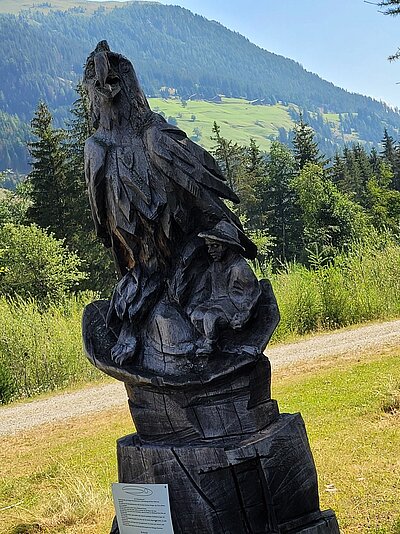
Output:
[{"xmin": 112, "ymin": 483, "xmax": 175, "ymax": 534}]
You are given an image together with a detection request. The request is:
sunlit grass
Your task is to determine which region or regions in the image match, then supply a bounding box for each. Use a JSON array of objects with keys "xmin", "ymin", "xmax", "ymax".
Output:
[
  {"xmin": 273, "ymin": 350, "xmax": 400, "ymax": 534},
  {"xmin": 0, "ymin": 350, "xmax": 399, "ymax": 533},
  {"xmin": 0, "ymin": 294, "xmax": 103, "ymax": 404},
  {"xmin": 149, "ymin": 97, "xmax": 294, "ymax": 151}
]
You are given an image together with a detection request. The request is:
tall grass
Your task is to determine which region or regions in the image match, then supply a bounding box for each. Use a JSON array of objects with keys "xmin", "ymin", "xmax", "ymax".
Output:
[
  {"xmin": 2, "ymin": 238, "xmax": 400, "ymax": 404},
  {"xmin": 0, "ymin": 294, "xmax": 101, "ymax": 404},
  {"xmin": 271, "ymin": 238, "xmax": 400, "ymax": 341}
]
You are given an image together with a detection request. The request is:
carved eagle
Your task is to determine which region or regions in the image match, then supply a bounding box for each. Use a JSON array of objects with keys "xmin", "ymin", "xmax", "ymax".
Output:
[{"xmin": 83, "ymin": 40, "xmax": 257, "ymax": 279}]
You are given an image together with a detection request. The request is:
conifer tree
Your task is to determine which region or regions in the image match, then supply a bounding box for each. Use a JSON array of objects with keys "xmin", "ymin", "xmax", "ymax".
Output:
[
  {"xmin": 379, "ymin": 129, "xmax": 400, "ymax": 190},
  {"xmin": 330, "ymin": 152, "xmax": 348, "ymax": 191},
  {"xmin": 27, "ymin": 102, "xmax": 69, "ymax": 240},
  {"xmin": 210, "ymin": 122, "xmax": 243, "ymax": 191},
  {"xmin": 381, "ymin": 128, "xmax": 396, "ymax": 168},
  {"xmin": 264, "ymin": 142, "xmax": 301, "ymax": 261},
  {"xmin": 379, "ymin": 1, "xmax": 400, "ymax": 59},
  {"xmin": 369, "ymin": 147, "xmax": 380, "ymax": 174},
  {"xmin": 292, "ymin": 118, "xmax": 325, "ymax": 170},
  {"xmin": 28, "ymin": 94, "xmax": 116, "ymax": 295}
]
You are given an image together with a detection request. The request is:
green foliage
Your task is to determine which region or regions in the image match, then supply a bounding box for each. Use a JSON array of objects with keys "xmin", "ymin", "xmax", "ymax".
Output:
[
  {"xmin": 190, "ymin": 126, "xmax": 202, "ymax": 142},
  {"xmin": 0, "ymin": 184, "xmax": 30, "ymax": 226},
  {"xmin": 272, "ymin": 233, "xmax": 400, "ymax": 340},
  {"xmin": 27, "ymin": 102, "xmax": 70, "ymax": 239},
  {"xmin": 3, "ymin": 236, "xmax": 400, "ymax": 403},
  {"xmin": 0, "ymin": 169, "xmax": 24, "ymax": 190},
  {"xmin": 292, "ymin": 163, "xmax": 369, "ymax": 258},
  {"xmin": 292, "ymin": 117, "xmax": 325, "ymax": 169},
  {"xmin": 263, "ymin": 141, "xmax": 301, "ymax": 261},
  {"xmin": 211, "ymin": 123, "xmax": 269, "ymax": 230},
  {"xmin": 0, "ymin": 223, "xmax": 85, "ymax": 304},
  {"xmin": 26, "ymin": 92, "xmax": 116, "ymax": 296},
  {"xmin": 0, "ymin": 294, "xmax": 100, "ymax": 403}
]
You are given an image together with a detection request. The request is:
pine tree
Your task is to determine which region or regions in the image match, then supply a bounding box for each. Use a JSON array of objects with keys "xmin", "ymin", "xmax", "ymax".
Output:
[
  {"xmin": 378, "ymin": 1, "xmax": 400, "ymax": 60},
  {"xmin": 369, "ymin": 147, "xmax": 380, "ymax": 174},
  {"xmin": 381, "ymin": 128, "xmax": 396, "ymax": 169},
  {"xmin": 239, "ymin": 139, "xmax": 268, "ymax": 230},
  {"xmin": 264, "ymin": 142, "xmax": 301, "ymax": 261},
  {"xmin": 210, "ymin": 122, "xmax": 243, "ymax": 192},
  {"xmin": 330, "ymin": 152, "xmax": 348, "ymax": 191},
  {"xmin": 27, "ymin": 102, "xmax": 69, "ymax": 240},
  {"xmin": 380, "ymin": 128, "xmax": 400, "ymax": 191},
  {"xmin": 292, "ymin": 118, "xmax": 325, "ymax": 170},
  {"xmin": 65, "ymin": 84, "xmax": 94, "ymax": 232}
]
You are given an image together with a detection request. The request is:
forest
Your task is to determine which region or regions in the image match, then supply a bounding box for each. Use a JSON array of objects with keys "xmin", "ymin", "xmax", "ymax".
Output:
[{"xmin": 2, "ymin": 1, "xmax": 400, "ymax": 171}]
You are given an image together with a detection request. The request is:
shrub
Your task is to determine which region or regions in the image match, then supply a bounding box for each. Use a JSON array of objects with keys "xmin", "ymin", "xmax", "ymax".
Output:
[{"xmin": 0, "ymin": 223, "xmax": 86, "ymax": 304}]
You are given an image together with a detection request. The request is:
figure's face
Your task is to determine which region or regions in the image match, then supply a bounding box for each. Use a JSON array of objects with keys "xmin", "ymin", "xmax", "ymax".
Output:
[{"xmin": 206, "ymin": 241, "xmax": 226, "ymax": 262}]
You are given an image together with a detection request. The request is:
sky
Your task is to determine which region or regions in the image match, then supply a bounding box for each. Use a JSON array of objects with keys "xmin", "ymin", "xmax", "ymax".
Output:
[{"xmin": 90, "ymin": 0, "xmax": 400, "ymax": 107}]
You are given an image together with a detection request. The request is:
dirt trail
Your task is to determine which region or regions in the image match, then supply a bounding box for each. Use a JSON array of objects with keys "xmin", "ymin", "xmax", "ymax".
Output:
[{"xmin": 1, "ymin": 319, "xmax": 400, "ymax": 436}]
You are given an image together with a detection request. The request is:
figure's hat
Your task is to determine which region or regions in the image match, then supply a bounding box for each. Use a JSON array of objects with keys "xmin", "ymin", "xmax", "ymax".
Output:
[{"xmin": 199, "ymin": 221, "xmax": 246, "ymax": 254}]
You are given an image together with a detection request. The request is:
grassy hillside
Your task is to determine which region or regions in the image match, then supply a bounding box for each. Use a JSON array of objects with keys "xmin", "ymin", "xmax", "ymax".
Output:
[
  {"xmin": 149, "ymin": 97, "xmax": 293, "ymax": 151},
  {"xmin": 148, "ymin": 97, "xmax": 361, "ymax": 153},
  {"xmin": 0, "ymin": 95, "xmax": 360, "ymax": 177}
]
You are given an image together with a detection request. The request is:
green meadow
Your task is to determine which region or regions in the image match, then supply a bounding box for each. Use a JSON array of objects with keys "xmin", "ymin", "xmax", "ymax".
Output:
[{"xmin": 149, "ymin": 97, "xmax": 294, "ymax": 151}]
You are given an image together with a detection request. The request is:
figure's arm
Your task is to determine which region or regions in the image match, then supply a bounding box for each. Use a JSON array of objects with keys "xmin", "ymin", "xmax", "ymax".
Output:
[{"xmin": 186, "ymin": 269, "xmax": 211, "ymax": 316}]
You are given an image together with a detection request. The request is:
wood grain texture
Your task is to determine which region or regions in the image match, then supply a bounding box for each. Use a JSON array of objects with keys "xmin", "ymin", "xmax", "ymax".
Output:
[{"xmin": 81, "ymin": 42, "xmax": 340, "ymax": 533}]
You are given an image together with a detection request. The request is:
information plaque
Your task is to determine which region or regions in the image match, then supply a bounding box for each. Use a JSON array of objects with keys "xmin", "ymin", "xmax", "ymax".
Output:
[{"xmin": 112, "ymin": 483, "xmax": 175, "ymax": 534}]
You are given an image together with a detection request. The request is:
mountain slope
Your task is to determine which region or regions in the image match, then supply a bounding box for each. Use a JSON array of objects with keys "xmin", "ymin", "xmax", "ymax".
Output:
[{"xmin": 0, "ymin": 0, "xmax": 399, "ymax": 172}]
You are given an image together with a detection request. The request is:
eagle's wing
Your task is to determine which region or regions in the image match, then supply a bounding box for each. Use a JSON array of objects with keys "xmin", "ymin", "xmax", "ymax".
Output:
[
  {"xmin": 84, "ymin": 136, "xmax": 110, "ymax": 246},
  {"xmin": 145, "ymin": 115, "xmax": 257, "ymax": 259}
]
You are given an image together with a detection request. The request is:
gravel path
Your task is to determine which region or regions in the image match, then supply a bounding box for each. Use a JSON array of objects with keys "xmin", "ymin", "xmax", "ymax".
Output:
[{"xmin": 1, "ymin": 319, "xmax": 400, "ymax": 436}]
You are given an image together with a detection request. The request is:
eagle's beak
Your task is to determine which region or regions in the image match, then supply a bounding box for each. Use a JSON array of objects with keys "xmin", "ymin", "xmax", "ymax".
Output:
[{"xmin": 94, "ymin": 51, "xmax": 121, "ymax": 100}]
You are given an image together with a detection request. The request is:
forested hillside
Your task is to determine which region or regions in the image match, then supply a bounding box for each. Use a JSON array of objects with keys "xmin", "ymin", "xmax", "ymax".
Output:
[{"xmin": 1, "ymin": 0, "xmax": 400, "ymax": 171}]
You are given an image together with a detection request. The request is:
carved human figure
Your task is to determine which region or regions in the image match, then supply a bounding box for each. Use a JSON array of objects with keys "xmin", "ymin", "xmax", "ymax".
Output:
[{"xmin": 189, "ymin": 221, "xmax": 261, "ymax": 354}]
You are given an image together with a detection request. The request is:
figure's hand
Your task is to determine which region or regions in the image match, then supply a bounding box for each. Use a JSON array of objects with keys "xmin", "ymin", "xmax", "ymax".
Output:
[{"xmin": 231, "ymin": 313, "xmax": 244, "ymax": 330}]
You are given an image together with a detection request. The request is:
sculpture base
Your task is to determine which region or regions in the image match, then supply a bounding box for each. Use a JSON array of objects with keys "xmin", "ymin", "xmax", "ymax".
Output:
[{"xmin": 111, "ymin": 413, "xmax": 340, "ymax": 533}]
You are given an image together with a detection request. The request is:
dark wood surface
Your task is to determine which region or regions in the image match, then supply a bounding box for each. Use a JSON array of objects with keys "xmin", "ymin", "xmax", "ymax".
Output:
[{"xmin": 82, "ymin": 41, "xmax": 340, "ymax": 533}]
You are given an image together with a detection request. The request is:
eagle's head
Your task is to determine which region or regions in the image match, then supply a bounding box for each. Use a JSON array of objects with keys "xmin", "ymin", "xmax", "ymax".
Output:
[{"xmin": 83, "ymin": 40, "xmax": 150, "ymax": 130}]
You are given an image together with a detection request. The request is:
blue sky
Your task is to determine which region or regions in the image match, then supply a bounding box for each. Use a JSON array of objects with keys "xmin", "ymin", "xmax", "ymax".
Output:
[{"xmin": 91, "ymin": 0, "xmax": 400, "ymax": 107}]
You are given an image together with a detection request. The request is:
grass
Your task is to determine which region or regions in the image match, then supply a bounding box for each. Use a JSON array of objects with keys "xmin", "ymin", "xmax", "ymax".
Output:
[
  {"xmin": 273, "ymin": 348, "xmax": 400, "ymax": 534},
  {"xmin": 148, "ymin": 97, "xmax": 361, "ymax": 152},
  {"xmin": 0, "ymin": 348, "xmax": 399, "ymax": 533},
  {"xmin": 0, "ymin": 405, "xmax": 131, "ymax": 534},
  {"xmin": 0, "ymin": 295, "xmax": 103, "ymax": 404},
  {"xmin": 149, "ymin": 97, "xmax": 294, "ymax": 152},
  {"xmin": 269, "ymin": 239, "xmax": 400, "ymax": 342}
]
